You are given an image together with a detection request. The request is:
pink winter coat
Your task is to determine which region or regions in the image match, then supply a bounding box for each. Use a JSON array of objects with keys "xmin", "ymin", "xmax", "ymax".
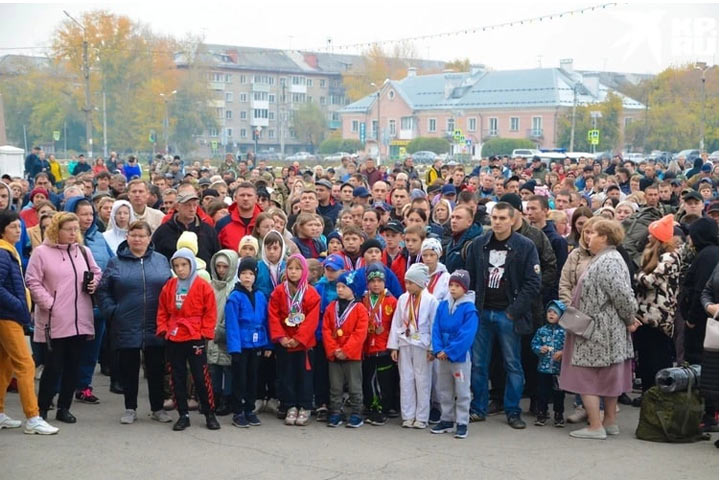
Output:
[{"xmin": 26, "ymin": 240, "xmax": 102, "ymax": 342}]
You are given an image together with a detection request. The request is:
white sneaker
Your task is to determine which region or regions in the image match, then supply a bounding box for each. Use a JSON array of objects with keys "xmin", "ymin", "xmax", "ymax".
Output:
[
  {"xmin": 266, "ymin": 398, "xmax": 279, "ymax": 414},
  {"xmin": 151, "ymin": 410, "xmax": 172, "ymax": 423},
  {"xmin": 412, "ymin": 420, "xmax": 427, "ymax": 429},
  {"xmin": 569, "ymin": 426, "xmax": 607, "ymax": 440},
  {"xmin": 254, "ymin": 399, "xmax": 264, "ymax": 413},
  {"xmin": 402, "ymin": 419, "xmax": 414, "ymax": 428},
  {"xmin": 0, "ymin": 413, "xmax": 22, "ymax": 429},
  {"xmin": 120, "ymin": 409, "xmax": 137, "ymax": 424},
  {"xmin": 24, "ymin": 416, "xmax": 59, "ymax": 435}
]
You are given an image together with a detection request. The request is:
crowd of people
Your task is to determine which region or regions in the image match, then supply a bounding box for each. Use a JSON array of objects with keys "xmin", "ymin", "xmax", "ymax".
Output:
[{"xmin": 0, "ymin": 148, "xmax": 717, "ymax": 441}]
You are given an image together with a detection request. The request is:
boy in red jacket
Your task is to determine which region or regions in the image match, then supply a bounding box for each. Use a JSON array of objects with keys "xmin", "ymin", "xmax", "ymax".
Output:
[
  {"xmin": 157, "ymin": 248, "xmax": 219, "ymax": 431},
  {"xmin": 267, "ymin": 253, "xmax": 320, "ymax": 426},
  {"xmin": 362, "ymin": 264, "xmax": 398, "ymax": 426},
  {"xmin": 322, "ymin": 270, "xmax": 368, "ymax": 428}
]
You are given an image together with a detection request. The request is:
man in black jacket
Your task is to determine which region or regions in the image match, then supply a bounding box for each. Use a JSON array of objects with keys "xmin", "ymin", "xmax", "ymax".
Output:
[
  {"xmin": 151, "ymin": 184, "xmax": 220, "ymax": 266},
  {"xmin": 466, "ymin": 202, "xmax": 542, "ymax": 429}
]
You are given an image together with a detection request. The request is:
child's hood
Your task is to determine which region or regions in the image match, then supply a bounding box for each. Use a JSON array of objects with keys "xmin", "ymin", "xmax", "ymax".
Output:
[
  {"xmin": 261, "ymin": 229, "xmax": 286, "ymax": 266},
  {"xmin": 449, "ymin": 290, "xmax": 476, "ymax": 313},
  {"xmin": 211, "ymin": 249, "xmax": 239, "ymax": 283},
  {"xmin": 171, "ymin": 247, "xmax": 197, "ymax": 276}
]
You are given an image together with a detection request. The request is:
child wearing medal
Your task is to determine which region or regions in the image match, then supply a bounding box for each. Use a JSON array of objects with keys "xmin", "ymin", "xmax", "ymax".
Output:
[
  {"xmin": 421, "ymin": 238, "xmax": 450, "ymax": 302},
  {"xmin": 387, "ymin": 263, "xmax": 439, "ymax": 429},
  {"xmin": 267, "ymin": 254, "xmax": 320, "ymax": 427},
  {"xmin": 362, "ymin": 264, "xmax": 398, "ymax": 426},
  {"xmin": 322, "ymin": 271, "xmax": 368, "ymax": 428},
  {"xmin": 430, "ymin": 270, "xmax": 478, "ymax": 439}
]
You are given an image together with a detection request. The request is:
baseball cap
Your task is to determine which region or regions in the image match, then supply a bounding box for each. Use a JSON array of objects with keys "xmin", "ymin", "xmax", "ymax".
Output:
[
  {"xmin": 323, "ymin": 254, "xmax": 345, "ymax": 271},
  {"xmin": 380, "ymin": 220, "xmax": 404, "ymax": 234},
  {"xmin": 198, "ymin": 177, "xmax": 211, "ymax": 186},
  {"xmin": 177, "ymin": 190, "xmax": 199, "ymax": 203},
  {"xmin": 353, "ymin": 186, "xmax": 371, "ymax": 198},
  {"xmin": 701, "ymin": 163, "xmax": 713, "ymax": 172},
  {"xmin": 315, "ymin": 179, "xmax": 333, "ymax": 190},
  {"xmin": 372, "ymin": 201, "xmax": 391, "ymax": 212},
  {"xmin": 499, "ymin": 193, "xmax": 523, "ymax": 212},
  {"xmin": 441, "ymin": 184, "xmax": 457, "ymax": 196},
  {"xmin": 683, "ymin": 190, "xmax": 703, "ymax": 202}
]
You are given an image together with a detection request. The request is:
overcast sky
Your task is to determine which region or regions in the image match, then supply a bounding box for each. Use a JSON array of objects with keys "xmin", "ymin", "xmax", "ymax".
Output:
[{"xmin": 0, "ymin": 1, "xmax": 717, "ymax": 74}]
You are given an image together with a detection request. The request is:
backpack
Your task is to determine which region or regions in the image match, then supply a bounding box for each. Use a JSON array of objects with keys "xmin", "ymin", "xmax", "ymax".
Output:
[
  {"xmin": 621, "ymin": 207, "xmax": 663, "ymax": 267},
  {"xmin": 635, "ymin": 385, "xmax": 706, "ymax": 443}
]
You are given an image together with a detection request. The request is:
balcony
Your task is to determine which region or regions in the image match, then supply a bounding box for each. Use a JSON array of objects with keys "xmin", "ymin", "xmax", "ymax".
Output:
[
  {"xmin": 527, "ymin": 128, "xmax": 544, "ymax": 139},
  {"xmin": 208, "ymin": 82, "xmax": 225, "ymax": 90},
  {"xmin": 208, "ymin": 99, "xmax": 225, "ymax": 108},
  {"xmin": 397, "ymin": 129, "xmax": 415, "ymax": 140},
  {"xmin": 252, "ymin": 82, "xmax": 270, "ymax": 92},
  {"xmin": 250, "ymin": 117, "xmax": 269, "ymax": 128},
  {"xmin": 251, "ymin": 99, "xmax": 269, "ymax": 110},
  {"xmin": 290, "ymin": 84, "xmax": 307, "ymax": 94}
]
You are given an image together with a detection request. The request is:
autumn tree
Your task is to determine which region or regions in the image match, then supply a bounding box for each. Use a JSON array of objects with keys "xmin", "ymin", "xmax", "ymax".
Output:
[
  {"xmin": 556, "ymin": 93, "xmax": 624, "ymax": 152},
  {"xmin": 444, "ymin": 58, "xmax": 471, "ymax": 72},
  {"xmin": 291, "ymin": 103, "xmax": 326, "ymax": 152},
  {"xmin": 342, "ymin": 42, "xmax": 418, "ymax": 102}
]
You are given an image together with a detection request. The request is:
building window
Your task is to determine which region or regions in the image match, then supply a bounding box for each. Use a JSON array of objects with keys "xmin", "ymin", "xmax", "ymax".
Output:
[
  {"xmin": 253, "ymin": 91, "xmax": 268, "ymax": 101},
  {"xmin": 291, "ymin": 76, "xmax": 305, "ymax": 85},
  {"xmin": 372, "ymin": 120, "xmax": 378, "ymax": 139},
  {"xmin": 268, "ymin": 76, "xmax": 275, "ymax": 85},
  {"xmin": 428, "ymin": 118, "xmax": 436, "ymax": 132},
  {"xmin": 269, "ymin": 111, "xmax": 275, "ymax": 120},
  {"xmin": 400, "ymin": 116, "xmax": 413, "ymax": 130},
  {"xmin": 320, "ymin": 96, "xmax": 326, "ymax": 105},
  {"xmin": 210, "ymin": 72, "xmax": 223, "ymax": 82},
  {"xmin": 240, "ymin": 128, "xmax": 247, "ymax": 138},
  {"xmin": 532, "ymin": 116, "xmax": 542, "ymax": 136},
  {"xmin": 320, "ymin": 79, "xmax": 326, "ymax": 88},
  {"xmin": 447, "ymin": 118, "xmax": 455, "ymax": 132},
  {"xmin": 269, "ymin": 94, "xmax": 276, "ymax": 103},
  {"xmin": 306, "ymin": 79, "xmax": 313, "ymax": 87},
  {"xmin": 488, "ymin": 117, "xmax": 498, "ymax": 136},
  {"xmin": 510, "ymin": 117, "xmax": 519, "ymax": 131},
  {"xmin": 225, "ymin": 92, "xmax": 233, "ymax": 102},
  {"xmin": 280, "ymin": 77, "xmax": 286, "ymax": 86},
  {"xmin": 216, "ymin": 107, "xmax": 224, "ymax": 119},
  {"xmin": 624, "ymin": 117, "xmax": 633, "ymax": 128},
  {"xmin": 240, "ymin": 111, "xmax": 247, "ymax": 120},
  {"xmin": 226, "ymin": 128, "xmax": 233, "ymax": 137},
  {"xmin": 225, "ymin": 74, "xmax": 232, "ymax": 83},
  {"xmin": 292, "ymin": 93, "xmax": 305, "ymax": 103},
  {"xmin": 253, "ymin": 74, "xmax": 274, "ymax": 84},
  {"xmin": 268, "ymin": 129, "xmax": 275, "ymax": 139},
  {"xmin": 209, "ymin": 127, "xmax": 218, "ymax": 137},
  {"xmin": 389, "ymin": 119, "xmax": 396, "ymax": 136},
  {"xmin": 239, "ymin": 75, "xmax": 246, "ymax": 84},
  {"xmin": 352, "ymin": 120, "xmax": 359, "ymax": 132},
  {"xmin": 253, "ymin": 109, "xmax": 269, "ymax": 119},
  {"xmin": 225, "ymin": 110, "xmax": 233, "ymax": 120},
  {"xmin": 239, "ymin": 93, "xmax": 248, "ymax": 103},
  {"xmin": 307, "ymin": 96, "xmax": 313, "ymax": 103},
  {"xmin": 468, "ymin": 117, "xmax": 477, "ymax": 132}
]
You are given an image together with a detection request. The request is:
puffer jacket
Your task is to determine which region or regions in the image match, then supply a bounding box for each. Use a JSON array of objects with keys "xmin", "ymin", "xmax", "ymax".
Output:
[
  {"xmin": 0, "ymin": 243, "xmax": 31, "ymax": 326},
  {"xmin": 531, "ymin": 323, "xmax": 566, "ymax": 374},
  {"xmin": 156, "ymin": 276, "xmax": 217, "ymax": 342},
  {"xmin": 26, "ymin": 239, "xmax": 101, "ymax": 342},
  {"xmin": 635, "ymin": 250, "xmax": 682, "ymax": 338},
  {"xmin": 207, "ymin": 250, "xmax": 239, "ymax": 366},
  {"xmin": 96, "ymin": 241, "xmax": 171, "ymax": 349},
  {"xmin": 442, "ymin": 223, "xmax": 482, "ymax": 274},
  {"xmin": 572, "ymin": 248, "xmax": 638, "ymax": 368},
  {"xmin": 432, "ymin": 291, "xmax": 478, "ymax": 363}
]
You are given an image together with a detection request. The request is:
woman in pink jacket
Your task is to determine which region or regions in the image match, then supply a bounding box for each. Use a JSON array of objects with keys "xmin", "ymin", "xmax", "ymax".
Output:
[{"xmin": 25, "ymin": 212, "xmax": 101, "ymax": 424}]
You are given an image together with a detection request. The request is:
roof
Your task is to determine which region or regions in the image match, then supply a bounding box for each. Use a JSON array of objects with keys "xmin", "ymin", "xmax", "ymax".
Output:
[{"xmin": 340, "ymin": 67, "xmax": 645, "ymax": 113}]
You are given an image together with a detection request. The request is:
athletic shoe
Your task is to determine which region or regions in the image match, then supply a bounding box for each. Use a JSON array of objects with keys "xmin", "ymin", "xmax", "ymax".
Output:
[
  {"xmin": 604, "ymin": 424, "xmax": 620, "ymax": 436},
  {"xmin": 487, "ymin": 400, "xmax": 503, "ymax": 416},
  {"xmin": 617, "ymin": 393, "xmax": 632, "ymax": 405},
  {"xmin": 246, "ymin": 412, "xmax": 262, "ymax": 426},
  {"xmin": 315, "ymin": 405, "xmax": 328, "ymax": 422},
  {"xmin": 34, "ymin": 365, "xmax": 43, "ymax": 380},
  {"xmin": 163, "ymin": 399, "xmax": 174, "ymax": 411},
  {"xmin": 205, "ymin": 413, "xmax": 221, "ymax": 430},
  {"xmin": 327, "ymin": 413, "xmax": 343, "ymax": 427},
  {"xmin": 120, "ymin": 409, "xmax": 137, "ymax": 424},
  {"xmin": 428, "ymin": 407, "xmax": 441, "ymax": 425},
  {"xmin": 284, "ymin": 407, "xmax": 298, "ymax": 425},
  {"xmin": 55, "ymin": 409, "xmax": 76, "ymax": 424},
  {"xmin": 401, "ymin": 419, "xmax": 414, "ymax": 428},
  {"xmin": 173, "ymin": 414, "xmax": 190, "ymax": 431},
  {"xmin": 412, "ymin": 420, "xmax": 427, "ymax": 429},
  {"xmin": 386, "ymin": 409, "xmax": 400, "ymax": 418},
  {"xmin": 534, "ymin": 415, "xmax": 548, "ymax": 427},
  {"xmin": 431, "ymin": 421, "xmax": 455, "ymax": 434},
  {"xmin": 0, "ymin": 413, "xmax": 22, "ymax": 429},
  {"xmin": 151, "ymin": 410, "xmax": 172, "ymax": 423},
  {"xmin": 569, "ymin": 426, "xmax": 607, "ymax": 439},
  {"xmin": 554, "ymin": 413, "xmax": 565, "ymax": 428},
  {"xmin": 507, "ymin": 414, "xmax": 526, "ymax": 429},
  {"xmin": 566, "ymin": 406, "xmax": 587, "ymax": 424},
  {"xmin": 631, "ymin": 396, "xmax": 643, "ymax": 408},
  {"xmin": 187, "ymin": 399, "xmax": 199, "ymax": 411},
  {"xmin": 75, "ymin": 387, "xmax": 99, "ymax": 404},
  {"xmin": 454, "ymin": 424, "xmax": 468, "ymax": 439},
  {"xmin": 367, "ymin": 411, "xmax": 387, "ymax": 426},
  {"xmin": 266, "ymin": 398, "xmax": 280, "ymax": 414},
  {"xmin": 295, "ymin": 408, "xmax": 310, "ymax": 426},
  {"xmin": 24, "ymin": 416, "xmax": 58, "ymax": 435},
  {"xmin": 232, "ymin": 412, "xmax": 249, "ymax": 428},
  {"xmin": 469, "ymin": 412, "xmax": 486, "ymax": 423},
  {"xmin": 346, "ymin": 414, "xmax": 364, "ymax": 428}
]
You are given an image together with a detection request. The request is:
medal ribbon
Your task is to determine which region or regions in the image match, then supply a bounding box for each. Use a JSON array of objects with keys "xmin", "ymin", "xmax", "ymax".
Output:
[
  {"xmin": 335, "ymin": 301, "xmax": 356, "ymax": 330},
  {"xmin": 404, "ymin": 294, "xmax": 421, "ymax": 333},
  {"xmin": 285, "ymin": 282, "xmax": 305, "ymax": 314},
  {"xmin": 369, "ymin": 291, "xmax": 385, "ymax": 329},
  {"xmin": 427, "ymin": 272, "xmax": 441, "ymax": 294}
]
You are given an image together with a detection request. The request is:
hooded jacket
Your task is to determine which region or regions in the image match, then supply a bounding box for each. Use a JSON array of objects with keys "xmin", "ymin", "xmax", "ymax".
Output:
[
  {"xmin": 531, "ymin": 322, "xmax": 566, "ymax": 374},
  {"xmin": 96, "ymin": 241, "xmax": 172, "ymax": 349},
  {"xmin": 322, "ymin": 300, "xmax": 369, "ymax": 361},
  {"xmin": 225, "ymin": 283, "xmax": 270, "ymax": 354},
  {"xmin": 257, "ymin": 230, "xmax": 287, "ymax": 298},
  {"xmin": 215, "ymin": 202, "xmax": 263, "ymax": 250},
  {"xmin": 442, "ymin": 223, "xmax": 482, "ymax": 274},
  {"xmin": 426, "ymin": 262, "xmax": 450, "ymax": 301},
  {"xmin": 156, "ymin": 251, "xmax": 217, "ymax": 342},
  {"xmin": 636, "ymin": 249, "xmax": 682, "ymax": 337},
  {"xmin": 207, "ymin": 250, "xmax": 239, "ymax": 366},
  {"xmin": 103, "ymin": 200, "xmax": 136, "ymax": 253},
  {"xmin": 432, "ymin": 291, "xmax": 478, "ymax": 362},
  {"xmin": 1, "ymin": 182, "xmax": 31, "ymax": 269},
  {"xmin": 26, "ymin": 238, "xmax": 102, "ymax": 342},
  {"xmin": 0, "ymin": 241, "xmax": 31, "ymax": 326},
  {"xmin": 64, "ymin": 196, "xmax": 114, "ymax": 271},
  {"xmin": 351, "ymin": 263, "xmax": 404, "ymax": 299},
  {"xmin": 558, "ymin": 236, "xmax": 593, "ymax": 305}
]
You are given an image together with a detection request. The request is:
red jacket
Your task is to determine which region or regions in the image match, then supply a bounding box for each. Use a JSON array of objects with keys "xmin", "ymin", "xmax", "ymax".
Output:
[
  {"xmin": 268, "ymin": 283, "xmax": 320, "ymax": 352},
  {"xmin": 362, "ymin": 292, "xmax": 397, "ymax": 354},
  {"xmin": 161, "ymin": 207, "xmax": 215, "ymax": 227},
  {"xmin": 382, "ymin": 250, "xmax": 407, "ymax": 288},
  {"xmin": 216, "ymin": 202, "xmax": 263, "ymax": 250},
  {"xmin": 156, "ymin": 277, "xmax": 217, "ymax": 342},
  {"xmin": 322, "ymin": 300, "xmax": 368, "ymax": 361}
]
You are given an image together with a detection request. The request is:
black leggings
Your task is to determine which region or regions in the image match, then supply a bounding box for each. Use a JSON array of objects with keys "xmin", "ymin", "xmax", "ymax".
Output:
[
  {"xmin": 362, "ymin": 353, "xmax": 398, "ymax": 413},
  {"xmin": 117, "ymin": 346, "xmax": 165, "ymax": 412},
  {"xmin": 38, "ymin": 335, "xmax": 85, "ymax": 411},
  {"xmin": 231, "ymin": 349, "xmax": 260, "ymax": 414},
  {"xmin": 166, "ymin": 340, "xmax": 215, "ymax": 415}
]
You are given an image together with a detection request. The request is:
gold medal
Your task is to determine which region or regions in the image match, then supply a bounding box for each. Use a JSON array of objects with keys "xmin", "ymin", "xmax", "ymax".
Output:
[
  {"xmin": 337, "ymin": 328, "xmax": 344, "ymax": 337},
  {"xmin": 375, "ymin": 325, "xmax": 384, "ymax": 334}
]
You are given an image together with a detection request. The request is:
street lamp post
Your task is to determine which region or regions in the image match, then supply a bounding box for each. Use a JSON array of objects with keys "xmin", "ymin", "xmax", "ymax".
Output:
[
  {"xmin": 695, "ymin": 62, "xmax": 709, "ymax": 153},
  {"xmin": 160, "ymin": 90, "xmax": 177, "ymax": 154},
  {"xmin": 569, "ymin": 82, "xmax": 579, "ymax": 152},
  {"xmin": 63, "ymin": 10, "xmax": 93, "ymax": 158},
  {"xmin": 371, "ymin": 82, "xmax": 381, "ymax": 159}
]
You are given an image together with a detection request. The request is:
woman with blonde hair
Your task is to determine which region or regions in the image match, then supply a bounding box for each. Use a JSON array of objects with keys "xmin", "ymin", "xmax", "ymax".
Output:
[
  {"xmin": 267, "ymin": 207, "xmax": 299, "ymax": 255},
  {"xmin": 291, "ymin": 213, "xmax": 325, "ymax": 259}
]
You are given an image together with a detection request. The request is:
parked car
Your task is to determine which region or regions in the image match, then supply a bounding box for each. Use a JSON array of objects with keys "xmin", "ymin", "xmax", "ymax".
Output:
[
  {"xmin": 511, "ymin": 148, "xmax": 541, "ymax": 159},
  {"xmin": 410, "ymin": 151, "xmax": 438, "ymax": 163},
  {"xmin": 709, "ymin": 151, "xmax": 719, "ymax": 161},
  {"xmin": 674, "ymin": 149, "xmax": 700, "ymax": 161},
  {"xmin": 286, "ymin": 151, "xmax": 315, "ymax": 162},
  {"xmin": 324, "ymin": 152, "xmax": 351, "ymax": 162}
]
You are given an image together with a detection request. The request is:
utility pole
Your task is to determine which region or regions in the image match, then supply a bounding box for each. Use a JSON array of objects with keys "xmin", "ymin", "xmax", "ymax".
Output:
[
  {"xmin": 102, "ymin": 90, "xmax": 108, "ymax": 158},
  {"xmin": 279, "ymin": 82, "xmax": 286, "ymax": 155},
  {"xmin": 63, "ymin": 121, "xmax": 67, "ymax": 160},
  {"xmin": 64, "ymin": 11, "xmax": 93, "ymax": 158},
  {"xmin": 569, "ymin": 83, "xmax": 578, "ymax": 152},
  {"xmin": 695, "ymin": 62, "xmax": 709, "ymax": 152},
  {"xmin": 160, "ymin": 90, "xmax": 177, "ymax": 154}
]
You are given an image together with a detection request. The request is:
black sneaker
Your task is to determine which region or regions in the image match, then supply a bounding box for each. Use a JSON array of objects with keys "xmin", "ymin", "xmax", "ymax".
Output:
[
  {"xmin": 56, "ymin": 409, "xmax": 77, "ymax": 424},
  {"xmin": 534, "ymin": 415, "xmax": 548, "ymax": 426},
  {"xmin": 246, "ymin": 412, "xmax": 262, "ymax": 426},
  {"xmin": 487, "ymin": 400, "xmax": 504, "ymax": 416},
  {"xmin": 276, "ymin": 407, "xmax": 287, "ymax": 420},
  {"xmin": 75, "ymin": 387, "xmax": 100, "ymax": 404},
  {"xmin": 469, "ymin": 412, "xmax": 486, "ymax": 422},
  {"xmin": 428, "ymin": 407, "xmax": 441, "ymax": 425},
  {"xmin": 205, "ymin": 413, "xmax": 221, "ymax": 430},
  {"xmin": 554, "ymin": 412, "xmax": 565, "ymax": 428},
  {"xmin": 631, "ymin": 396, "xmax": 643, "ymax": 408},
  {"xmin": 173, "ymin": 414, "xmax": 190, "ymax": 431},
  {"xmin": 386, "ymin": 408, "xmax": 400, "ymax": 418},
  {"xmin": 508, "ymin": 414, "xmax": 526, "ymax": 429},
  {"xmin": 367, "ymin": 411, "xmax": 387, "ymax": 426},
  {"xmin": 215, "ymin": 396, "xmax": 232, "ymax": 416},
  {"xmin": 109, "ymin": 381, "xmax": 124, "ymax": 394},
  {"xmin": 315, "ymin": 406, "xmax": 328, "ymax": 422}
]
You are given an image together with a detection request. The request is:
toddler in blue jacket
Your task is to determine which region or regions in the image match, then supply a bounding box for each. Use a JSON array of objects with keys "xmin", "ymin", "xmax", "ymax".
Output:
[
  {"xmin": 430, "ymin": 270, "xmax": 478, "ymax": 439},
  {"xmin": 225, "ymin": 257, "xmax": 272, "ymax": 428},
  {"xmin": 531, "ymin": 300, "xmax": 566, "ymax": 427}
]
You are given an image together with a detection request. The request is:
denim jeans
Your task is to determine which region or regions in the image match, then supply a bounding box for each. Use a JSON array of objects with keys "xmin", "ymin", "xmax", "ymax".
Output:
[
  {"xmin": 470, "ymin": 309, "xmax": 524, "ymax": 417},
  {"xmin": 76, "ymin": 309, "xmax": 106, "ymax": 389}
]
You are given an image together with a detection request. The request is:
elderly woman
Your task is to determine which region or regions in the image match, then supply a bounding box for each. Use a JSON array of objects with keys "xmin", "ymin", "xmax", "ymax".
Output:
[
  {"xmin": 25, "ymin": 212, "xmax": 101, "ymax": 423},
  {"xmin": 0, "ymin": 210, "xmax": 59, "ymax": 434},
  {"xmin": 96, "ymin": 221, "xmax": 172, "ymax": 424},
  {"xmin": 614, "ymin": 201, "xmax": 637, "ymax": 222},
  {"xmin": 559, "ymin": 219, "xmax": 639, "ymax": 439},
  {"xmin": 19, "ymin": 187, "xmax": 50, "ymax": 228}
]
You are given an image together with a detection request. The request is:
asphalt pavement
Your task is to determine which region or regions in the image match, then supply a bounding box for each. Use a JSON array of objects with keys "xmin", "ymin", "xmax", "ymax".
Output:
[{"xmin": 2, "ymin": 372, "xmax": 717, "ymax": 480}]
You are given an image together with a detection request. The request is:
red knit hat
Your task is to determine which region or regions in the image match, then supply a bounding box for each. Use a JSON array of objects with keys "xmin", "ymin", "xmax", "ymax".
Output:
[{"xmin": 648, "ymin": 214, "xmax": 675, "ymax": 243}]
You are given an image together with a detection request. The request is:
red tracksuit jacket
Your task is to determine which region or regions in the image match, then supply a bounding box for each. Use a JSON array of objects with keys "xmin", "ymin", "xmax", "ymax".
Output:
[
  {"xmin": 267, "ymin": 283, "xmax": 320, "ymax": 352},
  {"xmin": 322, "ymin": 300, "xmax": 368, "ymax": 361},
  {"xmin": 362, "ymin": 291, "xmax": 397, "ymax": 355},
  {"xmin": 156, "ymin": 277, "xmax": 217, "ymax": 342}
]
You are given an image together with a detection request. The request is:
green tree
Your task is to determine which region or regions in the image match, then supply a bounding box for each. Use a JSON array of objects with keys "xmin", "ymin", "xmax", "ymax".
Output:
[
  {"xmin": 556, "ymin": 93, "xmax": 624, "ymax": 152},
  {"xmin": 407, "ymin": 137, "xmax": 451, "ymax": 154},
  {"xmin": 480, "ymin": 138, "xmax": 537, "ymax": 157},
  {"xmin": 292, "ymin": 103, "xmax": 327, "ymax": 152}
]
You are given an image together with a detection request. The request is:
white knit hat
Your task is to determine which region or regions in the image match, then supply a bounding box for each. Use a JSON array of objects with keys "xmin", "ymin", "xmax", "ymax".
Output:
[
  {"xmin": 421, "ymin": 238, "xmax": 443, "ymax": 257},
  {"xmin": 405, "ymin": 263, "xmax": 430, "ymax": 288}
]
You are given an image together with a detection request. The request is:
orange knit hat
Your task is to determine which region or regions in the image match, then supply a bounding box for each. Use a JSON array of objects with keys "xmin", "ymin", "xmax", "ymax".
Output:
[{"xmin": 648, "ymin": 214, "xmax": 675, "ymax": 243}]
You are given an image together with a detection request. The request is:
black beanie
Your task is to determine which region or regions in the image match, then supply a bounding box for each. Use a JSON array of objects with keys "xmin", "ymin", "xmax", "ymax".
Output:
[
  {"xmin": 238, "ymin": 256, "xmax": 258, "ymax": 276},
  {"xmin": 360, "ymin": 238, "xmax": 383, "ymax": 256},
  {"xmin": 499, "ymin": 193, "xmax": 523, "ymax": 212}
]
